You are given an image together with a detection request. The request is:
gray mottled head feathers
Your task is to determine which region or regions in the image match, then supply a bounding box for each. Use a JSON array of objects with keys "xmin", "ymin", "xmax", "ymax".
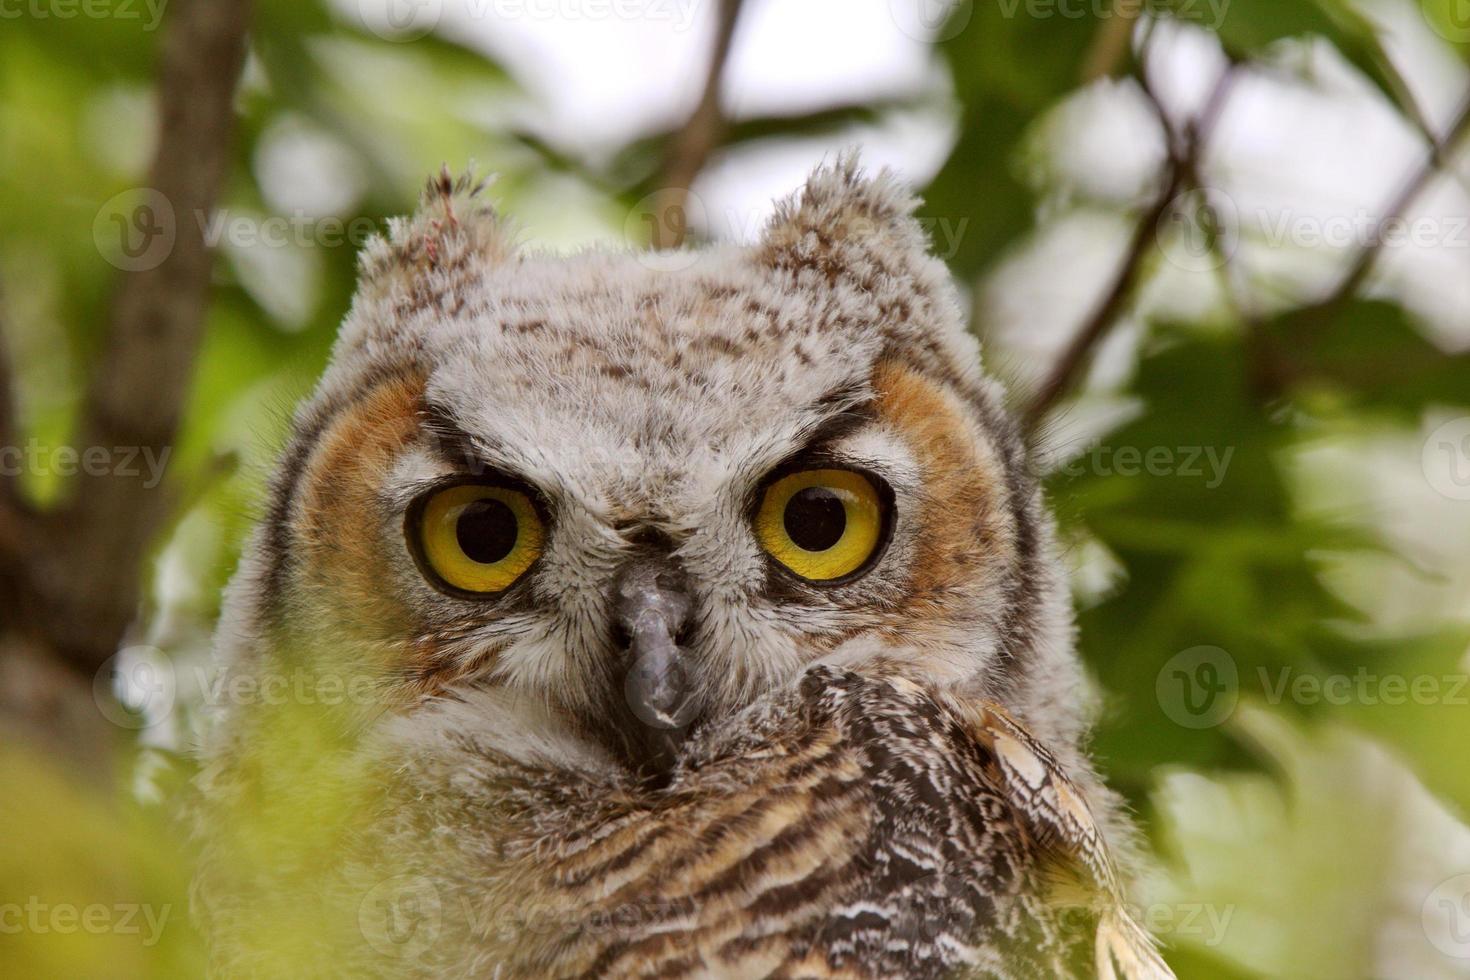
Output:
[
  {"xmin": 759, "ymin": 152, "xmax": 929, "ymax": 266},
  {"xmin": 359, "ymin": 167, "xmax": 513, "ymax": 289},
  {"xmin": 196, "ymin": 155, "xmax": 1145, "ymax": 979}
]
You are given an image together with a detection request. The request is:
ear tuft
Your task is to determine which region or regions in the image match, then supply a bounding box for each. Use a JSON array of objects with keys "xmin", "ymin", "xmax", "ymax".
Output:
[
  {"xmin": 757, "ymin": 151, "xmax": 929, "ymax": 275},
  {"xmin": 754, "ymin": 153, "xmax": 988, "ymax": 405},
  {"xmin": 332, "ymin": 166, "xmax": 516, "ymax": 364},
  {"xmin": 358, "ymin": 164, "xmax": 515, "ymax": 290}
]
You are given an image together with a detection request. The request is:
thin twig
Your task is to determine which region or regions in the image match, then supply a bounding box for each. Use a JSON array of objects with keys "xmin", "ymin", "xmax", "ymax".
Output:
[
  {"xmin": 45, "ymin": 0, "xmax": 253, "ymax": 673},
  {"xmin": 1078, "ymin": 0, "xmax": 1141, "ymax": 83},
  {"xmin": 1022, "ymin": 62, "xmax": 1240, "ymax": 431},
  {"xmin": 649, "ymin": 0, "xmax": 745, "ymax": 249},
  {"xmin": 1239, "ymin": 86, "xmax": 1470, "ymax": 400},
  {"xmin": 1356, "ymin": 29, "xmax": 1470, "ymax": 198},
  {"xmin": 1322, "ymin": 88, "xmax": 1470, "ymax": 312},
  {"xmin": 1021, "ymin": 180, "xmax": 1180, "ymax": 432}
]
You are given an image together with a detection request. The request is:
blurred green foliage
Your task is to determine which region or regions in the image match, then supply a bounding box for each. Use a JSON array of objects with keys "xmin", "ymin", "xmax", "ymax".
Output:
[{"xmin": 2, "ymin": 0, "xmax": 1469, "ymax": 976}]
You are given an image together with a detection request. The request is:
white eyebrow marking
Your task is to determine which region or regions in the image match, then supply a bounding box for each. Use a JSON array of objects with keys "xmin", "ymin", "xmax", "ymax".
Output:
[{"xmin": 829, "ymin": 425, "xmax": 921, "ymax": 495}]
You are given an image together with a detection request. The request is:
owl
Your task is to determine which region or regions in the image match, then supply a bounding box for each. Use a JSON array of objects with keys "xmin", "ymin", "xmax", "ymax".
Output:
[{"xmin": 193, "ymin": 157, "xmax": 1172, "ymax": 980}]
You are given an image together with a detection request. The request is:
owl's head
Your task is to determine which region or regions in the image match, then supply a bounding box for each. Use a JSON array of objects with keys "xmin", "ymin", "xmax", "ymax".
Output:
[{"xmin": 212, "ymin": 157, "xmax": 1086, "ymax": 779}]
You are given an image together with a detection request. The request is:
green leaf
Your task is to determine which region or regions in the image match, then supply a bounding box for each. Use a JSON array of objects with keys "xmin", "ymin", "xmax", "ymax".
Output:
[
  {"xmin": 1257, "ymin": 299, "xmax": 1470, "ymax": 418},
  {"xmin": 1174, "ymin": 0, "xmax": 1424, "ymax": 123},
  {"xmin": 919, "ymin": 5, "xmax": 1109, "ymax": 279},
  {"xmin": 1192, "ymin": 0, "xmax": 1338, "ymax": 53},
  {"xmin": 1053, "ymin": 326, "xmax": 1387, "ymax": 788}
]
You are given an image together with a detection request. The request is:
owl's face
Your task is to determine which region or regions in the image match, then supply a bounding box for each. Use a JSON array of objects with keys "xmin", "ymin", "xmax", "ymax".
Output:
[{"xmin": 218, "ymin": 162, "xmax": 1080, "ymax": 776}]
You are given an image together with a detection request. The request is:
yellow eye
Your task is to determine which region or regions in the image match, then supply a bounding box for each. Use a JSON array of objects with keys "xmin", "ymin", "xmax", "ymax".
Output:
[
  {"xmin": 754, "ymin": 468, "xmax": 888, "ymax": 582},
  {"xmin": 411, "ymin": 483, "xmax": 545, "ymax": 595}
]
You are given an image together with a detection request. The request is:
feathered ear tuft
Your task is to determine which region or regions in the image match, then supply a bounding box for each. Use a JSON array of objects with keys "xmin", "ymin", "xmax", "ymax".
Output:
[
  {"xmin": 756, "ymin": 151, "xmax": 930, "ymax": 279},
  {"xmin": 357, "ymin": 164, "xmax": 515, "ymax": 292},
  {"xmin": 332, "ymin": 165, "xmax": 516, "ymax": 362},
  {"xmin": 752, "ymin": 152, "xmax": 986, "ymax": 399}
]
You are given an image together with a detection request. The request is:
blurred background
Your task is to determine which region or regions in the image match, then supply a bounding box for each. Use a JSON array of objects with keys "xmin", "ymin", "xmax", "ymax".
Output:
[{"xmin": 2, "ymin": 0, "xmax": 1470, "ymax": 975}]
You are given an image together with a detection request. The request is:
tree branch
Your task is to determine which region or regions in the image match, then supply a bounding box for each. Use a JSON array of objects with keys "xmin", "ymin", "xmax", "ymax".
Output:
[
  {"xmin": 43, "ymin": 0, "xmax": 253, "ymax": 673},
  {"xmin": 0, "ymin": 284, "xmax": 32, "ymax": 605},
  {"xmin": 1022, "ymin": 62, "xmax": 1239, "ymax": 431},
  {"xmin": 1322, "ymin": 88, "xmax": 1470, "ymax": 312},
  {"xmin": 0, "ymin": 286, "xmax": 15, "ymax": 502},
  {"xmin": 1357, "ymin": 32, "xmax": 1470, "ymax": 199},
  {"xmin": 1241, "ymin": 86, "xmax": 1470, "ymax": 400},
  {"xmin": 648, "ymin": 0, "xmax": 745, "ymax": 248}
]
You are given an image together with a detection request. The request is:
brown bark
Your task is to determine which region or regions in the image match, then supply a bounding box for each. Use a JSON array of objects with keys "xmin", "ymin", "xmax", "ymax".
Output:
[
  {"xmin": 648, "ymin": 0, "xmax": 745, "ymax": 249},
  {"xmin": 0, "ymin": 0, "xmax": 253, "ymax": 765},
  {"xmin": 46, "ymin": 0, "xmax": 253, "ymax": 673}
]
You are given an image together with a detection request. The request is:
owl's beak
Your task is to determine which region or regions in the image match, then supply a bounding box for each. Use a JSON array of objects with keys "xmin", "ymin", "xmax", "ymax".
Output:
[{"xmin": 613, "ymin": 558, "xmax": 697, "ymax": 772}]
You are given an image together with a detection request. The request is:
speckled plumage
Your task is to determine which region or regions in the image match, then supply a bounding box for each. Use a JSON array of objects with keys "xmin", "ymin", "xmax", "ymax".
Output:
[{"xmin": 194, "ymin": 157, "xmax": 1172, "ymax": 979}]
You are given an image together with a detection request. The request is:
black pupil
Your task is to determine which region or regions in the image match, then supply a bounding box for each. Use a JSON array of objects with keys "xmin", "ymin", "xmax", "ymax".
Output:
[
  {"xmin": 455, "ymin": 498, "xmax": 519, "ymax": 565},
  {"xmin": 783, "ymin": 486, "xmax": 847, "ymax": 552}
]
